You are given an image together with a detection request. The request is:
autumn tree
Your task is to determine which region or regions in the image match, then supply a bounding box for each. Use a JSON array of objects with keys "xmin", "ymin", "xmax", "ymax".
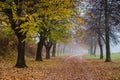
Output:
[
  {"xmin": 52, "ymin": 42, "xmax": 56, "ymax": 57},
  {"xmin": 0, "ymin": 0, "xmax": 27, "ymax": 68},
  {"xmin": 0, "ymin": 0, "xmax": 38, "ymax": 68},
  {"xmin": 35, "ymin": 0, "xmax": 75, "ymax": 61}
]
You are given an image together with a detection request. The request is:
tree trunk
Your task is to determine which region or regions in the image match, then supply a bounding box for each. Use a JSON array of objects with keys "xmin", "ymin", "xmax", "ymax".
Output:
[
  {"xmin": 35, "ymin": 36, "xmax": 44, "ymax": 61},
  {"xmin": 97, "ymin": 2, "xmax": 104, "ymax": 59},
  {"xmin": 46, "ymin": 47, "xmax": 50, "ymax": 59},
  {"xmin": 104, "ymin": 0, "xmax": 111, "ymax": 62},
  {"xmin": 63, "ymin": 45, "xmax": 66, "ymax": 54},
  {"xmin": 93, "ymin": 43, "xmax": 96, "ymax": 56},
  {"xmin": 98, "ymin": 37, "xmax": 103, "ymax": 59},
  {"xmin": 15, "ymin": 36, "xmax": 27, "ymax": 68},
  {"xmin": 90, "ymin": 38, "xmax": 94, "ymax": 55},
  {"xmin": 44, "ymin": 41, "xmax": 52, "ymax": 59},
  {"xmin": 52, "ymin": 43, "xmax": 56, "ymax": 57},
  {"xmin": 56, "ymin": 44, "xmax": 59, "ymax": 56},
  {"xmin": 4, "ymin": 9, "xmax": 27, "ymax": 68}
]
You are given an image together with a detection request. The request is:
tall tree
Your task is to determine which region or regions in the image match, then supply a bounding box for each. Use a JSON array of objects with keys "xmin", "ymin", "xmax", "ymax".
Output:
[
  {"xmin": 84, "ymin": 0, "xmax": 120, "ymax": 61},
  {"xmin": 0, "ymin": 0, "xmax": 38, "ymax": 68},
  {"xmin": 0, "ymin": 0, "xmax": 28, "ymax": 68},
  {"xmin": 44, "ymin": 39, "xmax": 52, "ymax": 59},
  {"xmin": 104, "ymin": 0, "xmax": 111, "ymax": 62},
  {"xmin": 52, "ymin": 42, "xmax": 56, "ymax": 57},
  {"xmin": 35, "ymin": 0, "xmax": 75, "ymax": 61}
]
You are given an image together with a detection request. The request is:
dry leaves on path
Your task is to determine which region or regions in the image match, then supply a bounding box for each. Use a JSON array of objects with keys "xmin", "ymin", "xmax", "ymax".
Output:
[{"xmin": 0, "ymin": 55, "xmax": 120, "ymax": 80}]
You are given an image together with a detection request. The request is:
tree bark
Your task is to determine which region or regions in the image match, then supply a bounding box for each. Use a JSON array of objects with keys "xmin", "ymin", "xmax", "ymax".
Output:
[
  {"xmin": 35, "ymin": 36, "xmax": 44, "ymax": 61},
  {"xmin": 46, "ymin": 47, "xmax": 50, "ymax": 59},
  {"xmin": 52, "ymin": 43, "xmax": 56, "ymax": 57},
  {"xmin": 4, "ymin": 9, "xmax": 27, "ymax": 68},
  {"xmin": 97, "ymin": 2, "xmax": 104, "ymax": 59},
  {"xmin": 98, "ymin": 37, "xmax": 103, "ymax": 59},
  {"xmin": 104, "ymin": 0, "xmax": 111, "ymax": 62},
  {"xmin": 63, "ymin": 45, "xmax": 66, "ymax": 54},
  {"xmin": 93, "ymin": 42, "xmax": 96, "ymax": 56},
  {"xmin": 44, "ymin": 41, "xmax": 52, "ymax": 59},
  {"xmin": 15, "ymin": 36, "xmax": 27, "ymax": 68},
  {"xmin": 90, "ymin": 37, "xmax": 94, "ymax": 55}
]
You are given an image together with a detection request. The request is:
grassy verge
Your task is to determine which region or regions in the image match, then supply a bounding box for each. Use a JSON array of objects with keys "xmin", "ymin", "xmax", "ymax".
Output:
[{"xmin": 85, "ymin": 53, "xmax": 120, "ymax": 61}]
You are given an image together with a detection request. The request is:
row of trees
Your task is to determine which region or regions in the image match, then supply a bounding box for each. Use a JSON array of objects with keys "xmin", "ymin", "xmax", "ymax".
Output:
[
  {"xmin": 1, "ymin": 0, "xmax": 119, "ymax": 68},
  {"xmin": 80, "ymin": 0, "xmax": 120, "ymax": 61},
  {"xmin": 0, "ymin": 0, "xmax": 83, "ymax": 68}
]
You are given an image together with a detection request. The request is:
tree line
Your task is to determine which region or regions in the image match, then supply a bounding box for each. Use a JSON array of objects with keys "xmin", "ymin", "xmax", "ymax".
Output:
[
  {"xmin": 0, "ymin": 0, "xmax": 82, "ymax": 68},
  {"xmin": 80, "ymin": 0, "xmax": 120, "ymax": 61},
  {"xmin": 1, "ymin": 0, "xmax": 119, "ymax": 68}
]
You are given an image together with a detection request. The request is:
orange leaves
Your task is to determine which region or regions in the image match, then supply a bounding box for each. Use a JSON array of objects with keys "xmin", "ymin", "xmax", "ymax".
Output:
[
  {"xmin": 1, "ymin": 54, "xmax": 120, "ymax": 80},
  {"xmin": 86, "ymin": 59, "xmax": 120, "ymax": 80}
]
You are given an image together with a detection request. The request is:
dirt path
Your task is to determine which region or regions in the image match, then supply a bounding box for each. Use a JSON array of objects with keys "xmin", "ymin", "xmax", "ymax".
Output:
[
  {"xmin": 1, "ymin": 54, "xmax": 113, "ymax": 80},
  {"xmin": 44, "ymin": 54, "xmax": 100, "ymax": 80}
]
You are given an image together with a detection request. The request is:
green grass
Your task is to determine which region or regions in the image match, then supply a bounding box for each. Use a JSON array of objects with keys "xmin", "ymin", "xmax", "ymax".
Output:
[
  {"xmin": 85, "ymin": 55, "xmax": 100, "ymax": 59},
  {"xmin": 111, "ymin": 53, "xmax": 120, "ymax": 60},
  {"xmin": 85, "ymin": 53, "xmax": 120, "ymax": 61}
]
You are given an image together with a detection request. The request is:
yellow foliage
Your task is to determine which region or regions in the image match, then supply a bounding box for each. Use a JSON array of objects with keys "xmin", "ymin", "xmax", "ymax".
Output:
[
  {"xmin": 0, "ymin": 0, "xmax": 76, "ymax": 42},
  {"xmin": 1, "ymin": 21, "xmax": 7, "ymax": 26},
  {"xmin": 76, "ymin": 17, "xmax": 85, "ymax": 24},
  {"xmin": 37, "ymin": 0, "xmax": 74, "ymax": 21}
]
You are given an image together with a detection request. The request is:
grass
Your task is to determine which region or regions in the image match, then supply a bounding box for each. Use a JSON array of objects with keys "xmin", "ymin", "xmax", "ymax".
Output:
[
  {"xmin": 111, "ymin": 53, "xmax": 120, "ymax": 60},
  {"xmin": 85, "ymin": 55, "xmax": 100, "ymax": 59},
  {"xmin": 85, "ymin": 53, "xmax": 120, "ymax": 61}
]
